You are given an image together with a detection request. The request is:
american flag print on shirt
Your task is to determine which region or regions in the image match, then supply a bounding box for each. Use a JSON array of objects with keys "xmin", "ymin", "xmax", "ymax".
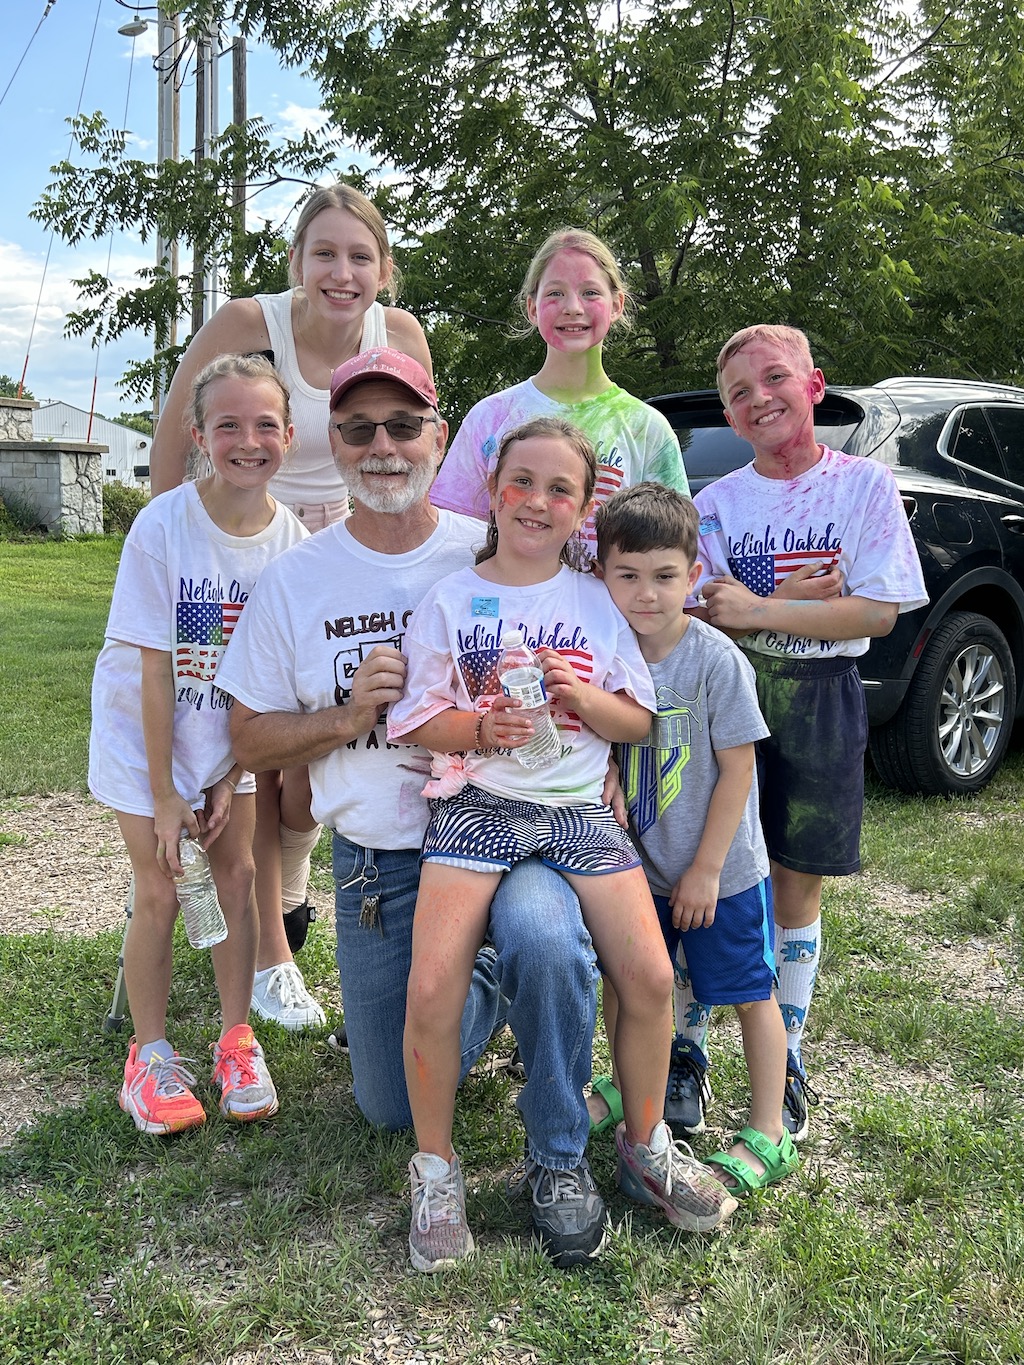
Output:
[
  {"xmin": 175, "ymin": 600, "xmax": 244, "ymax": 681},
  {"xmin": 456, "ymin": 641, "xmax": 595, "ymax": 744},
  {"xmin": 728, "ymin": 547, "xmax": 841, "ymax": 597}
]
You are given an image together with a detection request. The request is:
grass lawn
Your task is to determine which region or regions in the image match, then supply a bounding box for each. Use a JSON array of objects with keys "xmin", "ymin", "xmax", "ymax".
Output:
[
  {"xmin": 0, "ymin": 536, "xmax": 123, "ymax": 795},
  {"xmin": 1, "ymin": 538, "xmax": 1023, "ymax": 1363}
]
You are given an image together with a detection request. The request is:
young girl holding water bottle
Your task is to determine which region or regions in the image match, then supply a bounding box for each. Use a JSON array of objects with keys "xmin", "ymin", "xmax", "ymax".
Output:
[
  {"xmin": 387, "ymin": 417, "xmax": 736, "ymax": 1273},
  {"xmin": 89, "ymin": 354, "xmax": 307, "ymax": 1135}
]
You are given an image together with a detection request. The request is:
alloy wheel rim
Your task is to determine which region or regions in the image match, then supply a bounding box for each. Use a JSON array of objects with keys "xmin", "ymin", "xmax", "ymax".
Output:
[{"xmin": 937, "ymin": 644, "xmax": 1007, "ymax": 779}]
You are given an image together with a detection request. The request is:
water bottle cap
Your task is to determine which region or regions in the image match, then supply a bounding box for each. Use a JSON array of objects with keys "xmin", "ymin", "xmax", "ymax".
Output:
[{"xmin": 500, "ymin": 628, "xmax": 525, "ymax": 647}]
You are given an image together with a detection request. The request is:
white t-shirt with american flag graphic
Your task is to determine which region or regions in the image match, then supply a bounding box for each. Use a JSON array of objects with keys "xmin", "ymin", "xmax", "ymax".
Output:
[
  {"xmin": 387, "ymin": 564, "xmax": 656, "ymax": 805},
  {"xmin": 89, "ymin": 481, "xmax": 306, "ymax": 816},
  {"xmin": 691, "ymin": 447, "xmax": 927, "ymax": 660},
  {"xmin": 431, "ymin": 379, "xmax": 689, "ymax": 551}
]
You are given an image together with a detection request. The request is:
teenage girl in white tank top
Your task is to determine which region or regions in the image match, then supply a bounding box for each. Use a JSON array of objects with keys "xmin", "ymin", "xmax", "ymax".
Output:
[{"xmin": 147, "ymin": 185, "xmax": 434, "ymax": 1023}]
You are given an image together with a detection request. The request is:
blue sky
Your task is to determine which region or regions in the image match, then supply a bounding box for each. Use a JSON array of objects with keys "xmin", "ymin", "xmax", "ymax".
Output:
[{"xmin": 0, "ymin": 2, "xmax": 338, "ymax": 416}]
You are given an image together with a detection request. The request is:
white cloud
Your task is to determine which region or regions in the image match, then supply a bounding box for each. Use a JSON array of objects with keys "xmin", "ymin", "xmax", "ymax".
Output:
[
  {"xmin": 0, "ymin": 238, "xmax": 154, "ymax": 413},
  {"xmin": 275, "ymin": 102, "xmax": 333, "ymax": 140}
]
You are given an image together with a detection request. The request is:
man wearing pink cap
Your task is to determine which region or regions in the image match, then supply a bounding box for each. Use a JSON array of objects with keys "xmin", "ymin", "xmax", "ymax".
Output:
[{"xmin": 218, "ymin": 349, "xmax": 606, "ymax": 1269}]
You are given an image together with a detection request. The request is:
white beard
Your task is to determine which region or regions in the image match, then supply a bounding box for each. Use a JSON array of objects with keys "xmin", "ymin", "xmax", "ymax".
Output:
[{"xmin": 344, "ymin": 452, "xmax": 438, "ymax": 514}]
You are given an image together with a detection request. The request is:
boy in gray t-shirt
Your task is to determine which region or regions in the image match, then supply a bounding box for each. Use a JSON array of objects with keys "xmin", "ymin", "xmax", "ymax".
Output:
[{"xmin": 595, "ymin": 483, "xmax": 797, "ymax": 1197}]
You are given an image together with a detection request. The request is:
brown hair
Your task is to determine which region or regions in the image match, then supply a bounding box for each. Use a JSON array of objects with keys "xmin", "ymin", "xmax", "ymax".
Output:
[
  {"xmin": 475, "ymin": 416, "xmax": 597, "ymax": 570},
  {"xmin": 595, "ymin": 482, "xmax": 698, "ymax": 565},
  {"xmin": 515, "ymin": 228, "xmax": 632, "ymax": 337},
  {"xmin": 288, "ymin": 184, "xmax": 399, "ymax": 302},
  {"xmin": 716, "ymin": 325, "xmax": 815, "ymax": 404}
]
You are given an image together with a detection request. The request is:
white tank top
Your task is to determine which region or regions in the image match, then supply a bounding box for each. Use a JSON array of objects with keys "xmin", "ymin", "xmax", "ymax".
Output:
[{"xmin": 256, "ymin": 291, "xmax": 389, "ymax": 507}]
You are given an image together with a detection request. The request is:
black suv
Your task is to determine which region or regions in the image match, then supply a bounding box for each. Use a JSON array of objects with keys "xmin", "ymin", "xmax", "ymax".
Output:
[{"xmin": 647, "ymin": 378, "xmax": 1024, "ymax": 795}]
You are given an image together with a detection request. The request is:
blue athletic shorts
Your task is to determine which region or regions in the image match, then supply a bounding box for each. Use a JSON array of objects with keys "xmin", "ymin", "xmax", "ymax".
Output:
[
  {"xmin": 422, "ymin": 783, "xmax": 641, "ymax": 876},
  {"xmin": 746, "ymin": 652, "xmax": 868, "ymax": 877},
  {"xmin": 654, "ymin": 876, "xmax": 776, "ymax": 1005}
]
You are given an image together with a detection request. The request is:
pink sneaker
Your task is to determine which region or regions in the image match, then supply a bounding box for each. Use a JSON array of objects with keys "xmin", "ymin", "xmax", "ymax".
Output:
[
  {"xmin": 119, "ymin": 1039, "xmax": 206, "ymax": 1135},
  {"xmin": 616, "ymin": 1120, "xmax": 738, "ymax": 1232},
  {"xmin": 211, "ymin": 1025, "xmax": 279, "ymax": 1122}
]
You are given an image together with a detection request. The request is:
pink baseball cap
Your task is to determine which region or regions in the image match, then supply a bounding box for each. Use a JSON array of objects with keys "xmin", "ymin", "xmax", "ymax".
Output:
[{"xmin": 329, "ymin": 347, "xmax": 438, "ymax": 411}]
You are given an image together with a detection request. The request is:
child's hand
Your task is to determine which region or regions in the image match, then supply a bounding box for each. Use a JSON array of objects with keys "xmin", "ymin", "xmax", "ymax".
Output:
[
  {"xmin": 200, "ymin": 776, "xmax": 236, "ymax": 847},
  {"xmin": 348, "ymin": 646, "xmax": 407, "ymax": 735},
  {"xmin": 602, "ymin": 754, "xmax": 629, "ymax": 829},
  {"xmin": 670, "ymin": 864, "xmax": 720, "ymax": 931},
  {"xmin": 773, "ymin": 560, "xmax": 843, "ymax": 601},
  {"xmin": 153, "ymin": 793, "xmax": 200, "ymax": 879},
  {"xmin": 482, "ymin": 694, "xmax": 535, "ymax": 749},
  {"xmin": 701, "ymin": 575, "xmax": 765, "ymax": 632},
  {"xmin": 538, "ymin": 647, "xmax": 584, "ymax": 709}
]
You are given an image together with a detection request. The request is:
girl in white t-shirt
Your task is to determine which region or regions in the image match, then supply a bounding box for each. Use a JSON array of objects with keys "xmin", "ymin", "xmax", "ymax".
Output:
[
  {"xmin": 89, "ymin": 355, "xmax": 306, "ymax": 1136},
  {"xmin": 387, "ymin": 417, "xmax": 735, "ymax": 1273}
]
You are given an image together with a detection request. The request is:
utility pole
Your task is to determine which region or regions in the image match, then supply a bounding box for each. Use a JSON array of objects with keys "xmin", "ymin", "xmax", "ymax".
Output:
[
  {"xmin": 229, "ymin": 36, "xmax": 247, "ymax": 300},
  {"xmin": 154, "ymin": 5, "xmax": 180, "ymax": 429}
]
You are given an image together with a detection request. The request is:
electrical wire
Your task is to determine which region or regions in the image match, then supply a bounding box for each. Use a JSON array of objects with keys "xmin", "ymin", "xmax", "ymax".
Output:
[
  {"xmin": 87, "ymin": 26, "xmax": 141, "ymax": 441},
  {"xmin": 18, "ymin": 0, "xmax": 103, "ymax": 399},
  {"xmin": 0, "ymin": 1, "xmax": 58, "ymax": 114}
]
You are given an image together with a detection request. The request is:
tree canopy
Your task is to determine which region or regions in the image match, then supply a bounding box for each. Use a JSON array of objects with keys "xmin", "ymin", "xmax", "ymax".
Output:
[
  {"xmin": 0, "ymin": 374, "xmax": 34, "ymax": 400},
  {"xmin": 34, "ymin": 1, "xmax": 1024, "ymax": 421}
]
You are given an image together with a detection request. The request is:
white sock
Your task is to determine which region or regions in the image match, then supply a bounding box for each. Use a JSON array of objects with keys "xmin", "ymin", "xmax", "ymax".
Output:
[
  {"xmin": 673, "ymin": 945, "xmax": 711, "ymax": 1052},
  {"xmin": 775, "ymin": 917, "xmax": 821, "ymax": 1067},
  {"xmin": 279, "ymin": 822, "xmax": 322, "ymax": 913}
]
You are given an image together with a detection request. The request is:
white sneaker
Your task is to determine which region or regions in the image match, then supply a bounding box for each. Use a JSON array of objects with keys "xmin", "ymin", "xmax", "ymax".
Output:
[{"xmin": 250, "ymin": 961, "xmax": 326, "ymax": 1031}]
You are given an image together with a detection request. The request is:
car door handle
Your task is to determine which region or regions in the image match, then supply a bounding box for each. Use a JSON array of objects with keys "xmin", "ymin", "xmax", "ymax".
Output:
[{"xmin": 1001, "ymin": 515, "xmax": 1024, "ymax": 534}]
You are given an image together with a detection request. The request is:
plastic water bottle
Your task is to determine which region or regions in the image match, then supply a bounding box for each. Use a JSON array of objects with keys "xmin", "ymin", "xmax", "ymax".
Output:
[
  {"xmin": 496, "ymin": 628, "xmax": 561, "ymax": 769},
  {"xmin": 174, "ymin": 833, "xmax": 228, "ymax": 949}
]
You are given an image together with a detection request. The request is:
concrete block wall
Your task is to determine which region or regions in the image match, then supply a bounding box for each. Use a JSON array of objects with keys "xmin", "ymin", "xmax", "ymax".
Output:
[{"xmin": 0, "ymin": 396, "xmax": 105, "ymax": 534}]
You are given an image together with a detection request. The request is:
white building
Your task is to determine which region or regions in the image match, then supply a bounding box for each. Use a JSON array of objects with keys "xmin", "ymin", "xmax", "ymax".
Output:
[{"xmin": 32, "ymin": 402, "xmax": 151, "ymax": 486}]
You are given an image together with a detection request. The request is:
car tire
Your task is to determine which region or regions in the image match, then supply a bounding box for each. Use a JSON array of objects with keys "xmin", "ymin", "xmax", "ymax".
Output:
[{"xmin": 868, "ymin": 611, "xmax": 1016, "ymax": 796}]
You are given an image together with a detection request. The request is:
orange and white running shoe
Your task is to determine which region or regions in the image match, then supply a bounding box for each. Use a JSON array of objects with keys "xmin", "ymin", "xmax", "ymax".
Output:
[
  {"xmin": 211, "ymin": 1024, "xmax": 280, "ymax": 1122},
  {"xmin": 119, "ymin": 1039, "xmax": 206, "ymax": 1135}
]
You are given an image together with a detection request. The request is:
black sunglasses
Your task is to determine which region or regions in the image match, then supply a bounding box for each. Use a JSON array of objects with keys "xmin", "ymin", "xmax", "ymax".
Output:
[{"xmin": 330, "ymin": 416, "xmax": 440, "ymax": 446}]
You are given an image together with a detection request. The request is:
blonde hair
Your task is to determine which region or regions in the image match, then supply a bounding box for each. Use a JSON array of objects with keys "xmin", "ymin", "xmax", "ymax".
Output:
[
  {"xmin": 475, "ymin": 416, "xmax": 597, "ymax": 570},
  {"xmin": 288, "ymin": 184, "xmax": 400, "ymax": 302},
  {"xmin": 716, "ymin": 325, "xmax": 815, "ymax": 404},
  {"xmin": 516, "ymin": 228, "xmax": 633, "ymax": 337},
  {"xmin": 186, "ymin": 353, "xmax": 291, "ymax": 480}
]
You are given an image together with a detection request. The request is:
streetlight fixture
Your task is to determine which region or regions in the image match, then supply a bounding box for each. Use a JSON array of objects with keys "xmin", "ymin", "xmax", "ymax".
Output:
[{"xmin": 117, "ymin": 15, "xmax": 149, "ymax": 37}]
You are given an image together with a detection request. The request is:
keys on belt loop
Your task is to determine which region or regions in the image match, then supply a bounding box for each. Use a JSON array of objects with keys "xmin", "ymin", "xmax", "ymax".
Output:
[{"xmin": 339, "ymin": 848, "xmax": 382, "ymax": 933}]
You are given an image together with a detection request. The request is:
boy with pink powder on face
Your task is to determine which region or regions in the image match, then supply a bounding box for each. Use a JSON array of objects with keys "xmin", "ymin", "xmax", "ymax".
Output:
[{"xmin": 679, "ymin": 325, "xmax": 927, "ymax": 1144}]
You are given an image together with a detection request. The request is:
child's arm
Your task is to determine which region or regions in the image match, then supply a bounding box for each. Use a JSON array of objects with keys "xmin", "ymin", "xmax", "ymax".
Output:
[
  {"xmin": 702, "ymin": 579, "xmax": 898, "ymax": 641},
  {"xmin": 140, "ymin": 646, "xmax": 200, "ymax": 879},
  {"xmin": 670, "ymin": 742, "xmax": 755, "ymax": 931},
  {"xmin": 398, "ymin": 694, "xmax": 534, "ymax": 754},
  {"xmin": 540, "ymin": 648, "xmax": 652, "ymax": 742}
]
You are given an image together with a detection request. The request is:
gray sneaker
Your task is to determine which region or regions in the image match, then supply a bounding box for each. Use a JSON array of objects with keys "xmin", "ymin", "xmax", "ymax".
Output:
[
  {"xmin": 513, "ymin": 1155, "xmax": 608, "ymax": 1268},
  {"xmin": 408, "ymin": 1151, "xmax": 475, "ymax": 1273}
]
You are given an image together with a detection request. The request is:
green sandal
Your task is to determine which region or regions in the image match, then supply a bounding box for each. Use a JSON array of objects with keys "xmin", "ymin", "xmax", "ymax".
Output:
[
  {"xmin": 589, "ymin": 1074, "xmax": 624, "ymax": 1134},
  {"xmin": 706, "ymin": 1125, "xmax": 798, "ymax": 1195}
]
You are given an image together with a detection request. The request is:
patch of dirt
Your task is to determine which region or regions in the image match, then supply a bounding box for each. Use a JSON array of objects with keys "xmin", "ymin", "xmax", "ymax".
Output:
[
  {"xmin": 0, "ymin": 793, "xmax": 129, "ymax": 936},
  {"xmin": 861, "ymin": 872, "xmax": 1024, "ymax": 1016}
]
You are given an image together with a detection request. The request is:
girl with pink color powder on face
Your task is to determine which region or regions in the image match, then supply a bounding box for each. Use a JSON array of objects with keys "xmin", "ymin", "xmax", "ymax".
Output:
[{"xmin": 431, "ymin": 228, "xmax": 690, "ymax": 555}]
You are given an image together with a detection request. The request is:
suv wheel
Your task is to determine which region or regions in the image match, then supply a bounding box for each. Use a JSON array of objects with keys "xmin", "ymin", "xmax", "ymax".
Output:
[{"xmin": 868, "ymin": 611, "xmax": 1016, "ymax": 796}]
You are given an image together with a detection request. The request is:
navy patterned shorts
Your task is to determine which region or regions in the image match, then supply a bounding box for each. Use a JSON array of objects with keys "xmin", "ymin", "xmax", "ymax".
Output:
[
  {"xmin": 422, "ymin": 783, "xmax": 641, "ymax": 876},
  {"xmin": 746, "ymin": 652, "xmax": 868, "ymax": 877}
]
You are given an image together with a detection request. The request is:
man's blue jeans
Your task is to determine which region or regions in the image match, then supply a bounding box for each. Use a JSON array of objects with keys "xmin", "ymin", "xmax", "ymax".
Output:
[{"xmin": 333, "ymin": 836, "xmax": 597, "ymax": 1169}]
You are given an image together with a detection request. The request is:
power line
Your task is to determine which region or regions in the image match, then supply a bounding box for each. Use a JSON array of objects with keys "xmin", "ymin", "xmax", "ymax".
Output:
[
  {"xmin": 0, "ymin": 1, "xmax": 58, "ymax": 113},
  {"xmin": 19, "ymin": 0, "xmax": 104, "ymax": 398}
]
